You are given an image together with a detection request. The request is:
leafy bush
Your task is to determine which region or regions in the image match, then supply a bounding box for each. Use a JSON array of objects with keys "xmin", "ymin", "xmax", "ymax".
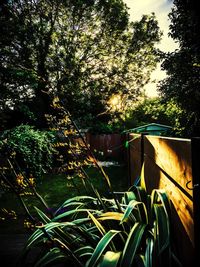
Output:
[
  {"xmin": 19, "ymin": 185, "xmax": 182, "ymax": 267},
  {"xmin": 0, "ymin": 125, "xmax": 55, "ymax": 178},
  {"xmin": 124, "ymin": 97, "xmax": 187, "ymax": 137}
]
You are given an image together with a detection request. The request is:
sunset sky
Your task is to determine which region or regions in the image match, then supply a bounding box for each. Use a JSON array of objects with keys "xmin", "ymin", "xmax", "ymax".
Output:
[{"xmin": 123, "ymin": 0, "xmax": 178, "ymax": 97}]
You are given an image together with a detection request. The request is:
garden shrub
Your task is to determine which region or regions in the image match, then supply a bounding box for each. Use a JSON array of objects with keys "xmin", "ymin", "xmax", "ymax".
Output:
[
  {"xmin": 0, "ymin": 124, "xmax": 56, "ymax": 178},
  {"xmin": 19, "ymin": 186, "xmax": 182, "ymax": 267}
]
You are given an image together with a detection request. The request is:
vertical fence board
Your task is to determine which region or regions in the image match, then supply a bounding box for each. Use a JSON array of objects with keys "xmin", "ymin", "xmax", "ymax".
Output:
[{"xmin": 128, "ymin": 134, "xmax": 141, "ymax": 185}]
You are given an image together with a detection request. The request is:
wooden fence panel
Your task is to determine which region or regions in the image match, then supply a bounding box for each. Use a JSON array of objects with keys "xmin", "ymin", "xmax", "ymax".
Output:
[
  {"xmin": 86, "ymin": 133, "xmax": 124, "ymax": 160},
  {"xmin": 129, "ymin": 134, "xmax": 194, "ymax": 267}
]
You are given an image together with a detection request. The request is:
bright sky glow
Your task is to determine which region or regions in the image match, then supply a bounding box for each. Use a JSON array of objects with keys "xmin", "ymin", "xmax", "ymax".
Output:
[{"xmin": 123, "ymin": 0, "xmax": 178, "ymax": 97}]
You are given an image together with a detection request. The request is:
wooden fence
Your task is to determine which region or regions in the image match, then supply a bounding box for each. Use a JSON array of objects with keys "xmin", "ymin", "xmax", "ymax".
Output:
[
  {"xmin": 86, "ymin": 133, "xmax": 125, "ymax": 160},
  {"xmin": 85, "ymin": 132, "xmax": 199, "ymax": 266},
  {"xmin": 127, "ymin": 133, "xmax": 199, "ymax": 267}
]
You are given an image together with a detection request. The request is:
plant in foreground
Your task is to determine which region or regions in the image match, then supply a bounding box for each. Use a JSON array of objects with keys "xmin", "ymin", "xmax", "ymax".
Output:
[{"xmin": 18, "ymin": 184, "xmax": 182, "ymax": 267}]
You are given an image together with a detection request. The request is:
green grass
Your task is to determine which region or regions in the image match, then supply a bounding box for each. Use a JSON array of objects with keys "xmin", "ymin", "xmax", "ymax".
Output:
[{"xmin": 0, "ymin": 164, "xmax": 128, "ymax": 233}]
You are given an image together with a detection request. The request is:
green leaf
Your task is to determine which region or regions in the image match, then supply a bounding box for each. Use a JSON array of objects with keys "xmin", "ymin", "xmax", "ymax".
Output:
[
  {"xmin": 52, "ymin": 208, "xmax": 98, "ymax": 222},
  {"xmin": 125, "ymin": 141, "xmax": 129, "ymax": 148},
  {"xmin": 151, "ymin": 189, "xmax": 171, "ymax": 218},
  {"xmin": 88, "ymin": 211, "xmax": 106, "ymax": 236},
  {"xmin": 144, "ymin": 236, "xmax": 154, "ymax": 267},
  {"xmin": 34, "ymin": 206, "xmax": 51, "ymax": 223},
  {"xmin": 26, "ymin": 228, "xmax": 44, "ymax": 249},
  {"xmin": 75, "ymin": 246, "xmax": 94, "ymax": 258},
  {"xmin": 154, "ymin": 204, "xmax": 170, "ymax": 254},
  {"xmin": 87, "ymin": 230, "xmax": 122, "ymax": 267},
  {"xmin": 98, "ymin": 212, "xmax": 123, "ymax": 222},
  {"xmin": 98, "ymin": 251, "xmax": 121, "ymax": 267},
  {"xmin": 124, "ymin": 191, "xmax": 137, "ymax": 205},
  {"xmin": 140, "ymin": 162, "xmax": 146, "ymax": 191},
  {"xmin": 119, "ymin": 222, "xmax": 146, "ymax": 267},
  {"xmin": 121, "ymin": 200, "xmax": 147, "ymax": 224},
  {"xmin": 56, "ymin": 196, "xmax": 96, "ymax": 212}
]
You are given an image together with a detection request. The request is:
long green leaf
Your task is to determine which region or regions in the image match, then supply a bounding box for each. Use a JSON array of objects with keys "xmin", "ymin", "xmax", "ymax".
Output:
[
  {"xmin": 88, "ymin": 211, "xmax": 106, "ymax": 236},
  {"xmin": 154, "ymin": 204, "xmax": 170, "ymax": 254},
  {"xmin": 34, "ymin": 206, "xmax": 51, "ymax": 223},
  {"xmin": 145, "ymin": 236, "xmax": 154, "ymax": 267},
  {"xmin": 52, "ymin": 208, "xmax": 99, "ymax": 221},
  {"xmin": 87, "ymin": 230, "xmax": 122, "ymax": 267},
  {"xmin": 120, "ymin": 222, "xmax": 146, "ymax": 267},
  {"xmin": 151, "ymin": 189, "xmax": 171, "ymax": 218},
  {"xmin": 135, "ymin": 186, "xmax": 147, "ymax": 205},
  {"xmin": 55, "ymin": 196, "xmax": 96, "ymax": 214},
  {"xmin": 26, "ymin": 228, "xmax": 44, "ymax": 249},
  {"xmin": 75, "ymin": 246, "xmax": 94, "ymax": 258},
  {"xmin": 98, "ymin": 212, "xmax": 124, "ymax": 222},
  {"xmin": 121, "ymin": 200, "xmax": 147, "ymax": 224}
]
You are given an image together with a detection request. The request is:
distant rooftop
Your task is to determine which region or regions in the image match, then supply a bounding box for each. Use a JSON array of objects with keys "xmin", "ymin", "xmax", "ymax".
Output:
[{"xmin": 123, "ymin": 123, "xmax": 173, "ymax": 136}]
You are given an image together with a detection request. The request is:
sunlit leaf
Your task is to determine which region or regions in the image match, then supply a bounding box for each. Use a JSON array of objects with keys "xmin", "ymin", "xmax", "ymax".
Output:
[
  {"xmin": 98, "ymin": 251, "xmax": 121, "ymax": 267},
  {"xmin": 87, "ymin": 230, "xmax": 122, "ymax": 267},
  {"xmin": 120, "ymin": 222, "xmax": 146, "ymax": 267}
]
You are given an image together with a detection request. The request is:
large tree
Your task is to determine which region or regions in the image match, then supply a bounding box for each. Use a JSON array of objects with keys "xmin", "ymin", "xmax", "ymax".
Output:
[
  {"xmin": 0, "ymin": 0, "xmax": 162, "ymax": 129},
  {"xmin": 158, "ymin": 0, "xmax": 200, "ymax": 136}
]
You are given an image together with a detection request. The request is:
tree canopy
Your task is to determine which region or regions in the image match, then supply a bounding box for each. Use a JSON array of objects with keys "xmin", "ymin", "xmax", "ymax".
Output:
[
  {"xmin": 158, "ymin": 0, "xmax": 200, "ymax": 136},
  {"xmin": 0, "ymin": 0, "xmax": 162, "ymax": 129},
  {"xmin": 123, "ymin": 97, "xmax": 187, "ymax": 136}
]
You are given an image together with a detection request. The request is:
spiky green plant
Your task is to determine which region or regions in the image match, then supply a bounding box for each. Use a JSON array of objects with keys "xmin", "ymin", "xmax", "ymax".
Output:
[{"xmin": 18, "ymin": 184, "xmax": 182, "ymax": 267}]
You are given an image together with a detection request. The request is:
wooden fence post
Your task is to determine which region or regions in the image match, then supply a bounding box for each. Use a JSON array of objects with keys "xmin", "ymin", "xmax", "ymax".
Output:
[
  {"xmin": 191, "ymin": 137, "xmax": 200, "ymax": 265},
  {"xmin": 141, "ymin": 133, "xmax": 144, "ymax": 168},
  {"xmin": 126, "ymin": 133, "xmax": 131, "ymax": 187}
]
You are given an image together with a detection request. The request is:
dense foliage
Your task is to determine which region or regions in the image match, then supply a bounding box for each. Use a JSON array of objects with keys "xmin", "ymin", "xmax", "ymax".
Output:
[
  {"xmin": 158, "ymin": 0, "xmax": 200, "ymax": 136},
  {"xmin": 0, "ymin": 125, "xmax": 55, "ymax": 178},
  {"xmin": 0, "ymin": 0, "xmax": 162, "ymax": 129},
  {"xmin": 124, "ymin": 97, "xmax": 187, "ymax": 136}
]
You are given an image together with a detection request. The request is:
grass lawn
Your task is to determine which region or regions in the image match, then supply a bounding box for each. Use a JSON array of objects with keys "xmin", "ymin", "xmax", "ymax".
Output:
[{"xmin": 0, "ymin": 163, "xmax": 129, "ymax": 234}]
